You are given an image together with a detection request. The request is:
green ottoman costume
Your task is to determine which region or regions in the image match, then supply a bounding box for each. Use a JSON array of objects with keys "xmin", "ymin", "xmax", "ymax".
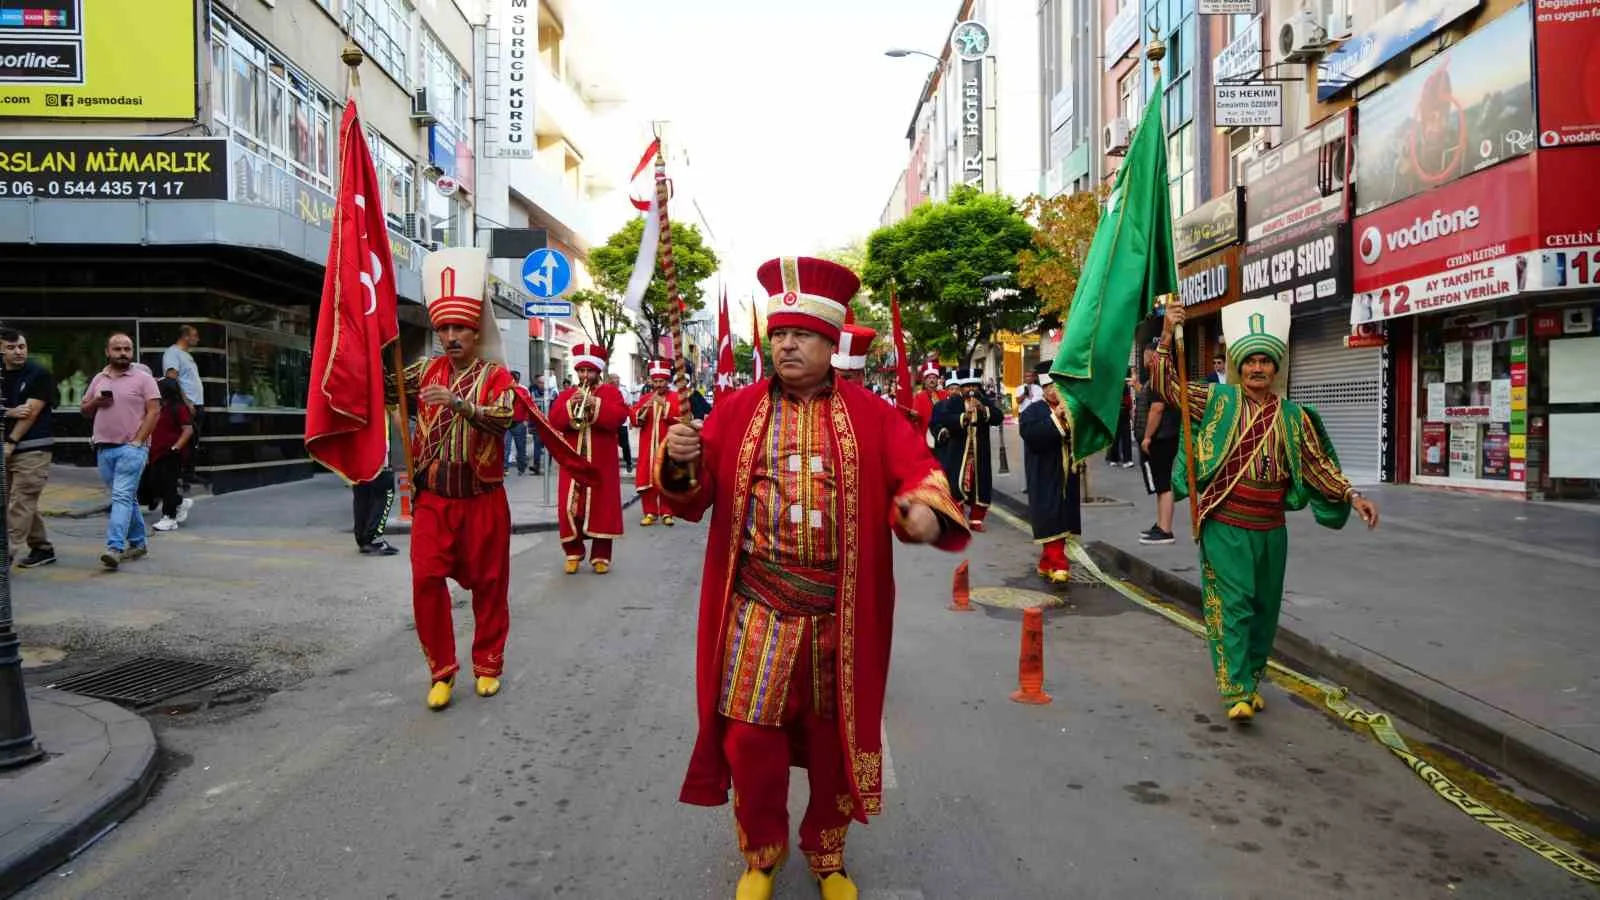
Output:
[{"xmin": 1154, "ymin": 298, "xmax": 1367, "ymax": 721}]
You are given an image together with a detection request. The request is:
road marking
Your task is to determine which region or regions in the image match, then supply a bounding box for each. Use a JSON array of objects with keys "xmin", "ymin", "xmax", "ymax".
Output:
[{"xmin": 879, "ymin": 719, "xmax": 897, "ymax": 791}]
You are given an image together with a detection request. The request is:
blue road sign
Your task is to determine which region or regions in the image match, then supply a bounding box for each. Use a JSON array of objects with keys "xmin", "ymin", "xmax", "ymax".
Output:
[
  {"xmin": 521, "ymin": 248, "xmax": 572, "ymax": 298},
  {"xmin": 524, "ymin": 300, "xmax": 574, "ymax": 318}
]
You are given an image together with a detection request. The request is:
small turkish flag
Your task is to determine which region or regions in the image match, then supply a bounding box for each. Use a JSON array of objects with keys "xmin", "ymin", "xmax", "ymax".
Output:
[
  {"xmin": 715, "ymin": 287, "xmax": 735, "ymax": 402},
  {"xmin": 304, "ymin": 101, "xmax": 400, "ymax": 483}
]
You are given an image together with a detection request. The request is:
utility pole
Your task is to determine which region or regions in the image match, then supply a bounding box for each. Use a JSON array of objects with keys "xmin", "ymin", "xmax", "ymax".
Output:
[{"xmin": 0, "ymin": 446, "xmax": 43, "ymax": 768}]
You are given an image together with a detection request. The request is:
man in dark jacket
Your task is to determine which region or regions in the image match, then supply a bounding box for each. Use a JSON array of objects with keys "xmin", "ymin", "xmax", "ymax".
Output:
[
  {"xmin": 1018, "ymin": 360, "xmax": 1081, "ymax": 583},
  {"xmin": 930, "ymin": 368, "xmax": 1004, "ymax": 531}
]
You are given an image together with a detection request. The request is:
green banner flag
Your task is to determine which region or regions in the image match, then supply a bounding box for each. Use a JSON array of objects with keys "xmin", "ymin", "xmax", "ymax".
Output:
[{"xmin": 1049, "ymin": 82, "xmax": 1178, "ymax": 459}]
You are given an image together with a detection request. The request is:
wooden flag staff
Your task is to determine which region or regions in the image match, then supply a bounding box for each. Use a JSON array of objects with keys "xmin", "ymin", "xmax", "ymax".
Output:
[
  {"xmin": 651, "ymin": 126, "xmax": 697, "ymax": 488},
  {"xmin": 1147, "ymin": 28, "xmax": 1199, "ymax": 540},
  {"xmin": 343, "ymin": 40, "xmax": 416, "ymax": 496}
]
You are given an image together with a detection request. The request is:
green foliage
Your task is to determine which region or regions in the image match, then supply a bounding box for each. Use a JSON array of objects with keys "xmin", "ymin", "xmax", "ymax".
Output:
[
  {"xmin": 1017, "ymin": 187, "xmax": 1108, "ymax": 321},
  {"xmin": 587, "ymin": 217, "xmax": 720, "ymax": 354},
  {"xmin": 861, "ymin": 185, "xmax": 1038, "ymax": 363},
  {"xmin": 571, "ymin": 287, "xmax": 630, "ymax": 360}
]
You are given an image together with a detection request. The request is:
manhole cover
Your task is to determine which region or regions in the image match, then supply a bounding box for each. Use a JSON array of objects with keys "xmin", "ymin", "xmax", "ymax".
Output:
[
  {"xmin": 970, "ymin": 586, "xmax": 1068, "ymax": 610},
  {"xmin": 49, "ymin": 656, "xmax": 245, "ymax": 707}
]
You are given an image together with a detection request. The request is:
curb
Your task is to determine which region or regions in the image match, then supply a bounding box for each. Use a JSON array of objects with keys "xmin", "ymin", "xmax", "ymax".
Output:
[
  {"xmin": 991, "ymin": 484, "xmax": 1600, "ymax": 822},
  {"xmin": 0, "ymin": 690, "xmax": 160, "ymax": 898},
  {"xmin": 385, "ymin": 491, "xmax": 643, "ymax": 536},
  {"xmin": 39, "ymin": 502, "xmax": 110, "ymax": 520}
]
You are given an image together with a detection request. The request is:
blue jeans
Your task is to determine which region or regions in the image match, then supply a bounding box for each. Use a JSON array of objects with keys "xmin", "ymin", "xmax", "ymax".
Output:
[
  {"xmin": 97, "ymin": 444, "xmax": 149, "ymax": 552},
  {"xmin": 505, "ymin": 422, "xmax": 528, "ymax": 473}
]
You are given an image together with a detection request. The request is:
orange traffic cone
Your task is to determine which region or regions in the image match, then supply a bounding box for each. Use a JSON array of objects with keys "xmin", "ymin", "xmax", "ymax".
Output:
[
  {"xmin": 1010, "ymin": 606, "xmax": 1053, "ymax": 705},
  {"xmin": 949, "ymin": 560, "xmax": 973, "ymax": 612},
  {"xmin": 396, "ymin": 471, "xmax": 413, "ymax": 522}
]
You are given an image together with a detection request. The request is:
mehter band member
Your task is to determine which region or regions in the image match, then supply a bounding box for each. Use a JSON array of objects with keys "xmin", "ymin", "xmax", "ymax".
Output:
[{"xmin": 1017, "ymin": 359, "xmax": 1082, "ymax": 583}]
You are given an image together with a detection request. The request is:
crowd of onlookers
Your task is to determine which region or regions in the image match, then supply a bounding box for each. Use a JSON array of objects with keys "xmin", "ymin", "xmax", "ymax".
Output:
[{"xmin": 3, "ymin": 323, "xmax": 204, "ymax": 574}]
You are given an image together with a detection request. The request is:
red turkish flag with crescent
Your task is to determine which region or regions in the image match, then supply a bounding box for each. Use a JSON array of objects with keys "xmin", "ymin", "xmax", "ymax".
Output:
[
  {"xmin": 304, "ymin": 101, "xmax": 400, "ymax": 484},
  {"xmin": 714, "ymin": 287, "xmax": 735, "ymax": 402}
]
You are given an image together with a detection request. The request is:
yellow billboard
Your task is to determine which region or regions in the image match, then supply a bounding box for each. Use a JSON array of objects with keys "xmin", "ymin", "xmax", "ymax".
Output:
[{"xmin": 0, "ymin": 0, "xmax": 196, "ymax": 119}]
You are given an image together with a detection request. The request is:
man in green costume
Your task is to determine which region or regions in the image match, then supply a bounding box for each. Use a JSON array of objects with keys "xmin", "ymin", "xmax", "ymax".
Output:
[{"xmin": 1159, "ymin": 298, "xmax": 1379, "ymax": 724}]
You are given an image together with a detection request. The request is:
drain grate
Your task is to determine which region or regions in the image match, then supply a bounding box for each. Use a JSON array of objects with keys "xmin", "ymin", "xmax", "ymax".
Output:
[{"xmin": 49, "ymin": 656, "xmax": 246, "ymax": 707}]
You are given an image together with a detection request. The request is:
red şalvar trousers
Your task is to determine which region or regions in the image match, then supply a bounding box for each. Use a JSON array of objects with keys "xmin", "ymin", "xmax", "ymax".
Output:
[
  {"xmin": 968, "ymin": 504, "xmax": 989, "ymax": 525},
  {"xmin": 410, "ymin": 488, "xmax": 511, "ymax": 682},
  {"xmin": 561, "ymin": 534, "xmax": 613, "ymax": 562},
  {"xmin": 1037, "ymin": 537, "xmax": 1070, "ymax": 573},
  {"xmin": 639, "ymin": 489, "xmax": 667, "ymax": 517},
  {"xmin": 722, "ymin": 618, "xmax": 853, "ymax": 875}
]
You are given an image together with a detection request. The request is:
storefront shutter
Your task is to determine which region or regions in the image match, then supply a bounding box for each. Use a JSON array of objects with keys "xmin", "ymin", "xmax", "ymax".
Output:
[{"xmin": 1288, "ymin": 310, "xmax": 1382, "ymax": 485}]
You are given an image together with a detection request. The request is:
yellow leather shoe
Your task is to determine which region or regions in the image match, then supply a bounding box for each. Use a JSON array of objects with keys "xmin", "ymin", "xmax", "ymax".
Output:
[
  {"xmin": 1047, "ymin": 569, "xmax": 1071, "ymax": 584},
  {"xmin": 662, "ymin": 515, "xmax": 675, "ymax": 526},
  {"xmin": 640, "ymin": 514, "xmax": 656, "ymax": 526},
  {"xmin": 735, "ymin": 862, "xmax": 782, "ymax": 900},
  {"xmin": 563, "ymin": 557, "xmax": 581, "ymax": 575},
  {"xmin": 1227, "ymin": 700, "xmax": 1255, "ymax": 724},
  {"xmin": 817, "ymin": 872, "xmax": 859, "ymax": 900},
  {"xmin": 476, "ymin": 676, "xmax": 500, "ymax": 698},
  {"xmin": 592, "ymin": 559, "xmax": 611, "ymax": 574},
  {"xmin": 426, "ymin": 677, "xmax": 454, "ymax": 711},
  {"xmin": 1251, "ymin": 692, "xmax": 1266, "ymax": 712}
]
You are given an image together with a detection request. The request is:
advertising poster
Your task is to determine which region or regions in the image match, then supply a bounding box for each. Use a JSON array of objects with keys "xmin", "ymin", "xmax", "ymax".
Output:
[
  {"xmin": 1449, "ymin": 424, "xmax": 1480, "ymax": 478},
  {"xmin": 1427, "ymin": 381, "xmax": 1447, "ymax": 421},
  {"xmin": 1482, "ymin": 424, "xmax": 1511, "ymax": 477},
  {"xmin": 1243, "ymin": 110, "xmax": 1351, "ymax": 247},
  {"xmin": 1491, "ymin": 378, "xmax": 1513, "ymax": 421},
  {"xmin": 0, "ymin": 0, "xmax": 196, "ymax": 119},
  {"xmin": 1444, "ymin": 341, "xmax": 1464, "ymax": 382},
  {"xmin": 1318, "ymin": 0, "xmax": 1482, "ymax": 100},
  {"xmin": 1354, "ymin": 6, "xmax": 1535, "ymax": 216},
  {"xmin": 1421, "ymin": 422, "xmax": 1450, "ymax": 475},
  {"xmin": 1471, "ymin": 340, "xmax": 1493, "ymax": 381},
  {"xmin": 1535, "ymin": 0, "xmax": 1600, "ymax": 146}
]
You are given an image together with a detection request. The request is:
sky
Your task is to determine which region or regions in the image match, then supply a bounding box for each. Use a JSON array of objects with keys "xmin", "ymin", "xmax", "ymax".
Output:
[{"xmin": 597, "ymin": 0, "xmax": 958, "ymax": 301}]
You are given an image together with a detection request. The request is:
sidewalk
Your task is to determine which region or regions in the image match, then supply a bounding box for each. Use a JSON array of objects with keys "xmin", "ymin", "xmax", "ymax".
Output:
[
  {"xmin": 987, "ymin": 422, "xmax": 1600, "ymax": 819},
  {"xmin": 0, "ymin": 688, "xmax": 159, "ymax": 897}
]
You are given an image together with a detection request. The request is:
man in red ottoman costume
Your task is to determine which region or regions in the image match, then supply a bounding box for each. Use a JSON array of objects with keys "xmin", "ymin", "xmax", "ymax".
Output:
[
  {"xmin": 658, "ymin": 256, "xmax": 971, "ymax": 900},
  {"xmin": 631, "ymin": 358, "xmax": 682, "ymax": 527},
  {"xmin": 549, "ymin": 343, "xmax": 628, "ymax": 573}
]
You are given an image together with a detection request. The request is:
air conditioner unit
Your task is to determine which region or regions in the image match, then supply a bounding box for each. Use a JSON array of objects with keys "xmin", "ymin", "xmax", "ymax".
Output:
[
  {"xmin": 1280, "ymin": 11, "xmax": 1329, "ymax": 62},
  {"xmin": 410, "ymin": 88, "xmax": 437, "ymax": 124},
  {"xmin": 1326, "ymin": 10, "xmax": 1353, "ymax": 41},
  {"xmin": 403, "ymin": 212, "xmax": 432, "ymax": 244},
  {"xmin": 1103, "ymin": 117, "xmax": 1131, "ymax": 156}
]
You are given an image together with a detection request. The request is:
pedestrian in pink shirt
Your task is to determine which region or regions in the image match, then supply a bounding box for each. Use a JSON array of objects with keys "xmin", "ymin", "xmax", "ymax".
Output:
[{"xmin": 79, "ymin": 333, "xmax": 161, "ymax": 570}]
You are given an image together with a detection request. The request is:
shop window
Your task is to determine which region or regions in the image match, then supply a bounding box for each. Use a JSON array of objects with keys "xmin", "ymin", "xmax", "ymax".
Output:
[
  {"xmin": 345, "ymin": 0, "xmax": 413, "ymax": 87},
  {"xmin": 228, "ymin": 326, "xmax": 310, "ymax": 412},
  {"xmin": 1, "ymin": 321, "xmax": 137, "ymax": 410},
  {"xmin": 1415, "ymin": 314, "xmax": 1525, "ymax": 483},
  {"xmin": 423, "ymin": 29, "xmax": 470, "ymax": 135}
]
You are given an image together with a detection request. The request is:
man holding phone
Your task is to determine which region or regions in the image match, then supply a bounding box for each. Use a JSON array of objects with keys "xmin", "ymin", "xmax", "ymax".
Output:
[{"xmin": 80, "ymin": 333, "xmax": 161, "ymax": 570}]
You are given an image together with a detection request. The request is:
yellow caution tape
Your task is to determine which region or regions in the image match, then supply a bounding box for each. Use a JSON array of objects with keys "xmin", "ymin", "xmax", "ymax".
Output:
[{"xmin": 990, "ymin": 502, "xmax": 1600, "ymax": 885}]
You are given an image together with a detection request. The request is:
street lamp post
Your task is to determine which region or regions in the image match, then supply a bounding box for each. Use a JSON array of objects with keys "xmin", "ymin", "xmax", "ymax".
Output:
[
  {"xmin": 979, "ymin": 272, "xmax": 1017, "ymax": 475},
  {"xmin": 883, "ymin": 48, "xmax": 943, "ymax": 63},
  {"xmin": 0, "ymin": 446, "xmax": 43, "ymax": 769}
]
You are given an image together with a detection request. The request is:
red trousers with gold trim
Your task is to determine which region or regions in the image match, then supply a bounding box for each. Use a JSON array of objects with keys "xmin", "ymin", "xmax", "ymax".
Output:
[
  {"xmin": 562, "ymin": 536, "xmax": 613, "ymax": 562},
  {"xmin": 968, "ymin": 504, "xmax": 989, "ymax": 526},
  {"xmin": 722, "ymin": 629, "xmax": 852, "ymax": 875},
  {"xmin": 410, "ymin": 487, "xmax": 511, "ymax": 682},
  {"xmin": 639, "ymin": 489, "xmax": 667, "ymax": 517}
]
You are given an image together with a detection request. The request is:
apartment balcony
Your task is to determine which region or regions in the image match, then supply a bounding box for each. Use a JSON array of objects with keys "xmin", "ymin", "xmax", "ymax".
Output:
[{"xmin": 534, "ymin": 61, "xmax": 597, "ymax": 161}]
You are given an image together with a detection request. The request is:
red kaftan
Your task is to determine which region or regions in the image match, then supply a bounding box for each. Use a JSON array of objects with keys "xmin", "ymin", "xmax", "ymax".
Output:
[
  {"xmin": 632, "ymin": 388, "xmax": 683, "ymax": 493},
  {"xmin": 657, "ymin": 377, "xmax": 969, "ymax": 824},
  {"xmin": 549, "ymin": 382, "xmax": 628, "ymax": 541}
]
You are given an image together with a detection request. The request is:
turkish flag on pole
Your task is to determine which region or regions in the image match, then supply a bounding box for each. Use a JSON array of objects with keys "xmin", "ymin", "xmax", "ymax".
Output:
[
  {"xmin": 752, "ymin": 310, "xmax": 764, "ymax": 381},
  {"xmin": 304, "ymin": 100, "xmax": 399, "ymax": 484},
  {"xmin": 890, "ymin": 285, "xmax": 914, "ymax": 411},
  {"xmin": 714, "ymin": 287, "xmax": 735, "ymax": 402}
]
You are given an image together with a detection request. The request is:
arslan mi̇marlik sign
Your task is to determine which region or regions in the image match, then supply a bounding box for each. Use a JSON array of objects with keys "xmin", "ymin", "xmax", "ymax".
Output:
[{"xmin": 0, "ymin": 136, "xmax": 227, "ymax": 198}]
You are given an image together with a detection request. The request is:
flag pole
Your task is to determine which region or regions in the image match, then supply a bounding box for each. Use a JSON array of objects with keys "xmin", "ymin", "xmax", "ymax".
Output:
[
  {"xmin": 652, "ymin": 125, "xmax": 697, "ymax": 488},
  {"xmin": 1147, "ymin": 29, "xmax": 1197, "ymax": 540},
  {"xmin": 343, "ymin": 41, "xmax": 415, "ymax": 494}
]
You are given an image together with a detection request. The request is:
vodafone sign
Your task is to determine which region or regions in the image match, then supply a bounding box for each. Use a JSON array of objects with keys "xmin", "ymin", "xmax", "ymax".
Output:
[{"xmin": 1350, "ymin": 156, "xmax": 1539, "ymax": 324}]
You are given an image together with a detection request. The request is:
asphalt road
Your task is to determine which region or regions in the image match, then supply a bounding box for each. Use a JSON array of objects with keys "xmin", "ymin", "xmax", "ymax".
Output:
[{"xmin": 16, "ymin": 493, "xmax": 1596, "ymax": 899}]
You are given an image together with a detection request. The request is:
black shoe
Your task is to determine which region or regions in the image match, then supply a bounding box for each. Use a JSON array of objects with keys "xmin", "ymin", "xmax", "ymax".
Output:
[
  {"xmin": 361, "ymin": 540, "xmax": 400, "ymax": 556},
  {"xmin": 1139, "ymin": 528, "xmax": 1177, "ymax": 545},
  {"xmin": 18, "ymin": 548, "xmax": 57, "ymax": 569}
]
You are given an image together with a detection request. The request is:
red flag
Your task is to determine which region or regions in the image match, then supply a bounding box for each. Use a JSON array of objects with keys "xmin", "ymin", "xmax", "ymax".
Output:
[
  {"xmin": 752, "ymin": 312, "xmax": 764, "ymax": 381},
  {"xmin": 890, "ymin": 286, "xmax": 914, "ymax": 411},
  {"xmin": 715, "ymin": 287, "xmax": 735, "ymax": 402},
  {"xmin": 304, "ymin": 101, "xmax": 399, "ymax": 483}
]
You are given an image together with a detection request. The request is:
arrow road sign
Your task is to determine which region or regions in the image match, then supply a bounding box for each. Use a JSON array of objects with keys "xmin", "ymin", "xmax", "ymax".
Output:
[
  {"xmin": 521, "ymin": 248, "xmax": 572, "ymax": 299},
  {"xmin": 524, "ymin": 300, "xmax": 574, "ymax": 318}
]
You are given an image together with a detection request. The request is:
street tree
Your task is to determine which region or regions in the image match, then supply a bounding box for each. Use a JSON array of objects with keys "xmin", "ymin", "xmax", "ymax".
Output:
[
  {"xmin": 588, "ymin": 217, "xmax": 720, "ymax": 357},
  {"xmin": 571, "ymin": 287, "xmax": 631, "ymax": 360},
  {"xmin": 861, "ymin": 185, "xmax": 1037, "ymax": 364},
  {"xmin": 821, "ymin": 241, "xmax": 917, "ymax": 367},
  {"xmin": 1017, "ymin": 187, "xmax": 1108, "ymax": 321}
]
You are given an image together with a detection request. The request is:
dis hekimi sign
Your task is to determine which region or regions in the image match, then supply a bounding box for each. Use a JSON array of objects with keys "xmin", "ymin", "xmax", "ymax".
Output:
[{"xmin": 0, "ymin": 1, "xmax": 197, "ymax": 120}]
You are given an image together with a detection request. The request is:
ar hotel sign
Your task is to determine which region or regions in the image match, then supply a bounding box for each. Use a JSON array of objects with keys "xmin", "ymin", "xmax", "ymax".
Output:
[{"xmin": 952, "ymin": 20, "xmax": 989, "ymax": 191}]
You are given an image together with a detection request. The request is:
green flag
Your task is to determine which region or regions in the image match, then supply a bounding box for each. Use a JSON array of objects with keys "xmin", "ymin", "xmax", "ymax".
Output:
[{"xmin": 1049, "ymin": 80, "xmax": 1178, "ymax": 460}]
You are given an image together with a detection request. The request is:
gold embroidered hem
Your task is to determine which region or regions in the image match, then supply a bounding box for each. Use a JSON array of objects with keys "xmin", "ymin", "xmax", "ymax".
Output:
[{"xmin": 806, "ymin": 850, "xmax": 845, "ymax": 874}]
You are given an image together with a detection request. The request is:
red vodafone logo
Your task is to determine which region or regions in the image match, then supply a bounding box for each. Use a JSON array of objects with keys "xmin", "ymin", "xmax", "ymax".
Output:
[
  {"xmin": 783, "ymin": 291, "xmax": 799, "ymax": 306},
  {"xmin": 1359, "ymin": 226, "xmax": 1383, "ymax": 265}
]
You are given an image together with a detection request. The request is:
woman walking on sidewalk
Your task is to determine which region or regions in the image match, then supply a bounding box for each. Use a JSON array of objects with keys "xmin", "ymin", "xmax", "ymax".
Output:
[{"xmin": 144, "ymin": 377, "xmax": 194, "ymax": 532}]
